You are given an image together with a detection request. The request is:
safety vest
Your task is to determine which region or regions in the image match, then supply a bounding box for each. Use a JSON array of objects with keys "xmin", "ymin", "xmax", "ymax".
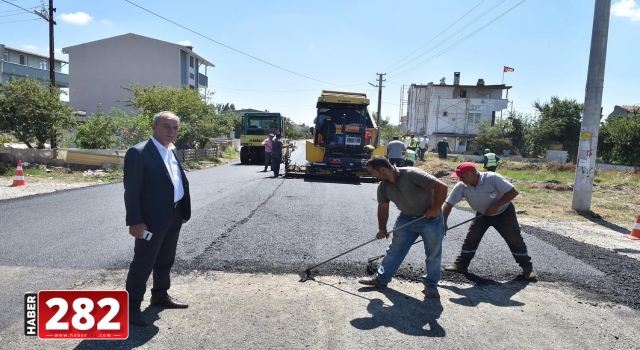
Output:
[
  {"xmin": 486, "ymin": 153, "xmax": 497, "ymax": 167},
  {"xmin": 405, "ymin": 149, "xmax": 416, "ymax": 162},
  {"xmin": 409, "ymin": 137, "xmax": 419, "ymax": 148}
]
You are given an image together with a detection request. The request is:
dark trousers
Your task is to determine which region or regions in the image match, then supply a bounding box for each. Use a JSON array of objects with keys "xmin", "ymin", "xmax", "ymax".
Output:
[
  {"xmin": 126, "ymin": 206, "xmax": 183, "ymax": 307},
  {"xmin": 264, "ymin": 152, "xmax": 272, "ymax": 170},
  {"xmin": 454, "ymin": 203, "xmax": 532, "ymax": 267},
  {"xmin": 404, "ymin": 160, "xmax": 414, "ymax": 167},
  {"xmin": 389, "ymin": 158, "xmax": 403, "ymax": 167},
  {"xmin": 486, "ymin": 166, "xmax": 497, "ymax": 172},
  {"xmin": 438, "ymin": 152, "xmax": 447, "ymax": 159},
  {"xmin": 417, "ymin": 148, "xmax": 426, "ymax": 160},
  {"xmin": 271, "ymin": 154, "xmax": 282, "ymax": 177}
]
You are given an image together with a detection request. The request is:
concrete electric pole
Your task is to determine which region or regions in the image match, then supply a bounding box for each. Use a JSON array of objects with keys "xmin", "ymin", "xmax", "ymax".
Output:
[
  {"xmin": 35, "ymin": 0, "xmax": 57, "ymax": 151},
  {"xmin": 368, "ymin": 73, "xmax": 386, "ymax": 147},
  {"xmin": 571, "ymin": 0, "xmax": 611, "ymax": 212}
]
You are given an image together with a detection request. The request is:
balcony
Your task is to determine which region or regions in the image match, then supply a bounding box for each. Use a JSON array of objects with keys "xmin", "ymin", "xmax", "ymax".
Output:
[
  {"xmin": 0, "ymin": 61, "xmax": 69, "ymax": 88},
  {"xmin": 198, "ymin": 73, "xmax": 208, "ymax": 88}
]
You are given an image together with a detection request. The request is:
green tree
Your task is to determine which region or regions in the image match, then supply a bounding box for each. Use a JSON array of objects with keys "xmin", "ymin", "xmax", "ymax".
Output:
[
  {"xmin": 530, "ymin": 97, "xmax": 583, "ymax": 161},
  {"xmin": 473, "ymin": 120, "xmax": 512, "ymax": 153},
  {"xmin": 505, "ymin": 111, "xmax": 536, "ymax": 156},
  {"xmin": 0, "ymin": 77, "xmax": 75, "ymax": 148},
  {"xmin": 122, "ymin": 84, "xmax": 236, "ymax": 147},
  {"xmin": 376, "ymin": 114, "xmax": 403, "ymax": 145},
  {"xmin": 75, "ymin": 107, "xmax": 151, "ymax": 149},
  {"xmin": 598, "ymin": 110, "xmax": 640, "ymax": 165},
  {"xmin": 122, "ymin": 84, "xmax": 207, "ymax": 123}
]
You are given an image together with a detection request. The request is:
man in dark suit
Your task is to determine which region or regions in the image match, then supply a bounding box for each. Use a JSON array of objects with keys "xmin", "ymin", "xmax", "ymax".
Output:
[{"xmin": 123, "ymin": 111, "xmax": 192, "ymax": 327}]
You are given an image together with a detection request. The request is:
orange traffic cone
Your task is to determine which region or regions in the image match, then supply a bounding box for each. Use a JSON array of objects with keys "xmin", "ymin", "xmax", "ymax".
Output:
[
  {"xmin": 626, "ymin": 215, "xmax": 640, "ymax": 240},
  {"xmin": 8, "ymin": 160, "xmax": 28, "ymax": 187}
]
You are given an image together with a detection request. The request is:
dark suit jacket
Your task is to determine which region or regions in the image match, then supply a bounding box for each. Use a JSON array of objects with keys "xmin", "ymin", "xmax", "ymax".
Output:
[{"xmin": 123, "ymin": 139, "xmax": 191, "ymax": 231}]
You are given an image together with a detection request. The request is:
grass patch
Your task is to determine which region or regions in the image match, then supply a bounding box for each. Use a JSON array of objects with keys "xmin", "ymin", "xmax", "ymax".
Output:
[
  {"xmin": 416, "ymin": 153, "xmax": 640, "ymax": 227},
  {"xmin": 224, "ymin": 145, "xmax": 238, "ymax": 160}
]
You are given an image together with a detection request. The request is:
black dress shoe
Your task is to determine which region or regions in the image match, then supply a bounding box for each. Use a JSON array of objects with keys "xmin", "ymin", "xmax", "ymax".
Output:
[
  {"xmin": 129, "ymin": 310, "xmax": 148, "ymax": 327},
  {"xmin": 150, "ymin": 295, "xmax": 188, "ymax": 309}
]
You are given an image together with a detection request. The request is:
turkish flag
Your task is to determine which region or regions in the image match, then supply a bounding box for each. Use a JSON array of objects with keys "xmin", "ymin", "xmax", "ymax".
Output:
[{"xmin": 504, "ymin": 66, "xmax": 514, "ymax": 72}]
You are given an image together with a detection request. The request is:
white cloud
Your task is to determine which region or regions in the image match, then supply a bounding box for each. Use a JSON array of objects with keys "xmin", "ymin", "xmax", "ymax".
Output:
[
  {"xmin": 100, "ymin": 19, "xmax": 112, "ymax": 25},
  {"xmin": 54, "ymin": 48, "xmax": 63, "ymax": 54},
  {"xmin": 178, "ymin": 40, "xmax": 192, "ymax": 46},
  {"xmin": 612, "ymin": 0, "xmax": 640, "ymax": 21},
  {"xmin": 59, "ymin": 12, "xmax": 93, "ymax": 25},
  {"xmin": 23, "ymin": 45, "xmax": 38, "ymax": 51}
]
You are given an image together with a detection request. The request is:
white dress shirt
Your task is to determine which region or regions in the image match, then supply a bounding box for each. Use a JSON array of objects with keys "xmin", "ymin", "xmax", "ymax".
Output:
[{"xmin": 151, "ymin": 137, "xmax": 184, "ymax": 203}]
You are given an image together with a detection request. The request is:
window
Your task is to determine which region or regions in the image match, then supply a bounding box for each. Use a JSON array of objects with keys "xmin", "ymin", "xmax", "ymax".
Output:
[
  {"xmin": 477, "ymin": 90, "xmax": 491, "ymax": 99},
  {"xmin": 442, "ymin": 111, "xmax": 448, "ymax": 117},
  {"xmin": 468, "ymin": 113, "xmax": 481, "ymax": 124},
  {"xmin": 189, "ymin": 73, "xmax": 195, "ymax": 79},
  {"xmin": 40, "ymin": 59, "xmax": 48, "ymax": 70},
  {"xmin": 460, "ymin": 90, "xmax": 467, "ymax": 98},
  {"xmin": 189, "ymin": 56, "xmax": 194, "ymax": 68},
  {"xmin": 19, "ymin": 54, "xmax": 26, "ymax": 65},
  {"xmin": 2, "ymin": 51, "xmax": 7, "ymax": 62}
]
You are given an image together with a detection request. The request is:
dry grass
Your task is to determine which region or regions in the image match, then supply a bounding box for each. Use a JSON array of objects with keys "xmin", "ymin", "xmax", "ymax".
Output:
[{"xmin": 416, "ymin": 154, "xmax": 640, "ymax": 229}]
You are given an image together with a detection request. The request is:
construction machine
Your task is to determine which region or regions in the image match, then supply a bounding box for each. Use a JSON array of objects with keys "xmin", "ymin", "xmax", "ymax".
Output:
[
  {"xmin": 285, "ymin": 90, "xmax": 385, "ymax": 180},
  {"xmin": 239, "ymin": 112, "xmax": 286, "ymax": 165}
]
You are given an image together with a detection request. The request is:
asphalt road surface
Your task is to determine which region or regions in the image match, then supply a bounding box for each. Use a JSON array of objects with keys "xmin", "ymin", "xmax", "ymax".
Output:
[{"xmin": 1, "ymin": 142, "xmax": 639, "ymax": 349}]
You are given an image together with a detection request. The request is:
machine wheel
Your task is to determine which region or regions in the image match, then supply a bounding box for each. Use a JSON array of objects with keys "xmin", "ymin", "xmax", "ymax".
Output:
[
  {"xmin": 240, "ymin": 147, "xmax": 249, "ymax": 164},
  {"xmin": 250, "ymin": 148, "xmax": 260, "ymax": 164}
]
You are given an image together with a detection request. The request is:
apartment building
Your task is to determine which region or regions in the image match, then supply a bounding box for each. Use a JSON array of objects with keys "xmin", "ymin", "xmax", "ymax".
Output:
[
  {"xmin": 403, "ymin": 72, "xmax": 510, "ymax": 153},
  {"xmin": 0, "ymin": 44, "xmax": 68, "ymax": 88},
  {"xmin": 62, "ymin": 33, "xmax": 214, "ymax": 115}
]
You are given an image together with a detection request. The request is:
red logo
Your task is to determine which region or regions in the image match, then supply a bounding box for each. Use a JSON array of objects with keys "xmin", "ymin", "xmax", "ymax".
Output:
[{"xmin": 26, "ymin": 290, "xmax": 129, "ymax": 340}]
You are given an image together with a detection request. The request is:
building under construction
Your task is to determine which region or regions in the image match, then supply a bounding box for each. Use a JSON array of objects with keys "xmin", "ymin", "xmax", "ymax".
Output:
[{"xmin": 401, "ymin": 72, "xmax": 510, "ymax": 154}]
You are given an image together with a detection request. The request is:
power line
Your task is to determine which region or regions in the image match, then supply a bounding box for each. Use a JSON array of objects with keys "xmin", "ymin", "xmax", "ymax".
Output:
[
  {"xmin": 387, "ymin": 0, "xmax": 506, "ymax": 75},
  {"xmin": 380, "ymin": 0, "xmax": 487, "ymax": 72},
  {"xmin": 0, "ymin": 0, "xmax": 39, "ymax": 16},
  {"xmin": 123, "ymin": 0, "xmax": 340, "ymax": 87},
  {"xmin": 388, "ymin": 0, "xmax": 526, "ymax": 80},
  {"xmin": 0, "ymin": 17, "xmax": 36, "ymax": 24},
  {"xmin": 0, "ymin": 8, "xmax": 35, "ymax": 17},
  {"xmin": 0, "ymin": 6, "xmax": 35, "ymax": 14}
]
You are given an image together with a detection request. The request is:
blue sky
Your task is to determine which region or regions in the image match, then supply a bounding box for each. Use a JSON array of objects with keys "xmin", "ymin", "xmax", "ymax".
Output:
[{"xmin": 1, "ymin": 0, "xmax": 639, "ymax": 125}]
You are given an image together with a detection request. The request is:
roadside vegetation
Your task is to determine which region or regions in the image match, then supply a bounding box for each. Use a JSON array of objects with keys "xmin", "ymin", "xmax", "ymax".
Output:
[{"xmin": 418, "ymin": 155, "xmax": 640, "ymax": 228}]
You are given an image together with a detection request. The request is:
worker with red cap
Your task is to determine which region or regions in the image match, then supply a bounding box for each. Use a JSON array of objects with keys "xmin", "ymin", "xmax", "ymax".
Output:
[{"xmin": 442, "ymin": 162, "xmax": 537, "ymax": 280}]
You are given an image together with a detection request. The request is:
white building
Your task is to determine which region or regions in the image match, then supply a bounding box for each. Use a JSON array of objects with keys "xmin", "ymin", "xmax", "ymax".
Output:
[
  {"xmin": 62, "ymin": 33, "xmax": 214, "ymax": 116},
  {"xmin": 403, "ymin": 72, "xmax": 510, "ymax": 153}
]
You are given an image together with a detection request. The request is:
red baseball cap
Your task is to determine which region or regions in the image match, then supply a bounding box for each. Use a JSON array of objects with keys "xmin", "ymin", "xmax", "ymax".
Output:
[{"xmin": 451, "ymin": 162, "xmax": 477, "ymax": 178}]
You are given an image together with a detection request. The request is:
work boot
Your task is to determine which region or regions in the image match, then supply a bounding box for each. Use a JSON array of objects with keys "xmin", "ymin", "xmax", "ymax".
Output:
[
  {"xmin": 422, "ymin": 285, "xmax": 440, "ymax": 298},
  {"xmin": 522, "ymin": 265, "xmax": 538, "ymax": 280},
  {"xmin": 358, "ymin": 276, "xmax": 387, "ymax": 288},
  {"xmin": 444, "ymin": 262, "xmax": 468, "ymax": 273}
]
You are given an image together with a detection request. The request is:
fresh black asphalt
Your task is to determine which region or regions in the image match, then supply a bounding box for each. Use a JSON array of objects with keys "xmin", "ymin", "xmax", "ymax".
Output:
[{"xmin": 1, "ymin": 146, "xmax": 639, "ymax": 333}]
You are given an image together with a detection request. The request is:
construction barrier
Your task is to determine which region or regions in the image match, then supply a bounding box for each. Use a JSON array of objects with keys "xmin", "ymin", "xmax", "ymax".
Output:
[
  {"xmin": 626, "ymin": 215, "xmax": 640, "ymax": 240},
  {"xmin": 8, "ymin": 160, "xmax": 27, "ymax": 187}
]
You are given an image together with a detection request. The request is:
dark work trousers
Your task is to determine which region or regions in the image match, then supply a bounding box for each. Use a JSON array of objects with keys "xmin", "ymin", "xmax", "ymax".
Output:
[
  {"xmin": 454, "ymin": 203, "xmax": 532, "ymax": 268},
  {"xmin": 438, "ymin": 152, "xmax": 447, "ymax": 159},
  {"xmin": 485, "ymin": 166, "xmax": 497, "ymax": 172},
  {"xmin": 417, "ymin": 148, "xmax": 426, "ymax": 160},
  {"xmin": 126, "ymin": 205, "xmax": 183, "ymax": 309},
  {"xmin": 264, "ymin": 152, "xmax": 272, "ymax": 171},
  {"xmin": 389, "ymin": 158, "xmax": 403, "ymax": 167},
  {"xmin": 271, "ymin": 153, "xmax": 282, "ymax": 177}
]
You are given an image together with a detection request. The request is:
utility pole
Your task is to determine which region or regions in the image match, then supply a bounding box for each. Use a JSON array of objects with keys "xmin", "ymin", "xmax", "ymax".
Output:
[
  {"xmin": 35, "ymin": 0, "xmax": 57, "ymax": 152},
  {"xmin": 368, "ymin": 73, "xmax": 385, "ymax": 147},
  {"xmin": 571, "ymin": 0, "xmax": 610, "ymax": 212}
]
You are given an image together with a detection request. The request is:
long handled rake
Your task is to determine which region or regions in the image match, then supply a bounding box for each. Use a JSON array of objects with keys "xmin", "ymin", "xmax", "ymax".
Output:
[
  {"xmin": 299, "ymin": 216, "xmax": 426, "ymax": 281},
  {"xmin": 365, "ymin": 215, "xmax": 483, "ymax": 275}
]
